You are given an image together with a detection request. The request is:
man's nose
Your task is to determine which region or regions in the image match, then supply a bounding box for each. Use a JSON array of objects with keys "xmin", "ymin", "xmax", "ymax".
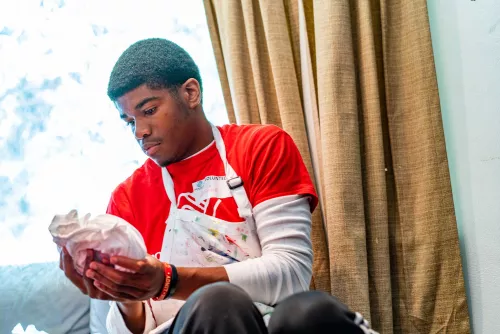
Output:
[{"xmin": 134, "ymin": 120, "xmax": 151, "ymax": 140}]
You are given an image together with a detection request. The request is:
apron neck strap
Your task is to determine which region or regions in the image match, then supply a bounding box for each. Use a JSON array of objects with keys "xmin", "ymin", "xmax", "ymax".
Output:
[
  {"xmin": 161, "ymin": 124, "xmax": 252, "ymax": 218},
  {"xmin": 212, "ymin": 124, "xmax": 237, "ymax": 180}
]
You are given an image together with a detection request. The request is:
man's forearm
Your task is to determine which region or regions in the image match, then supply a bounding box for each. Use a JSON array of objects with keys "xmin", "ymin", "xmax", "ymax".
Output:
[
  {"xmin": 114, "ymin": 266, "xmax": 228, "ymax": 333},
  {"xmin": 117, "ymin": 302, "xmax": 145, "ymax": 334},
  {"xmin": 172, "ymin": 266, "xmax": 229, "ymax": 300}
]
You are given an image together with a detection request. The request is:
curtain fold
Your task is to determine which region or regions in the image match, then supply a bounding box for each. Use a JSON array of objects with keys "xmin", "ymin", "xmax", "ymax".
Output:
[{"xmin": 204, "ymin": 1, "xmax": 470, "ymax": 333}]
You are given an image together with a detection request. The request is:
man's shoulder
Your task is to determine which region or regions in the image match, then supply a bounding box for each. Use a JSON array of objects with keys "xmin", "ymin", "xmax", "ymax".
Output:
[{"xmin": 219, "ymin": 123, "xmax": 288, "ymax": 148}]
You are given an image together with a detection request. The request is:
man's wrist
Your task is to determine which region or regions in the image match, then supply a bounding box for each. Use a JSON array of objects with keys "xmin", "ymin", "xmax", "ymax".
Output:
[
  {"xmin": 154, "ymin": 262, "xmax": 167, "ymax": 298},
  {"xmin": 153, "ymin": 262, "xmax": 172, "ymax": 301}
]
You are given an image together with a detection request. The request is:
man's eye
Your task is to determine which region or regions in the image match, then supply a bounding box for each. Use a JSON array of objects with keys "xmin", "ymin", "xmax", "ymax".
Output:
[
  {"xmin": 126, "ymin": 119, "xmax": 135, "ymax": 127},
  {"xmin": 144, "ymin": 107, "xmax": 156, "ymax": 115}
]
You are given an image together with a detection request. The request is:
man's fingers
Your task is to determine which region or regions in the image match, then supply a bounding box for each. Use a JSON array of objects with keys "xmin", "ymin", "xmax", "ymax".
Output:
[
  {"xmin": 82, "ymin": 249, "xmax": 96, "ymax": 293},
  {"xmin": 93, "ymin": 280, "xmax": 135, "ymax": 302},
  {"xmin": 86, "ymin": 268, "xmax": 119, "ymax": 290},
  {"xmin": 59, "ymin": 248, "xmax": 137, "ymax": 302},
  {"xmin": 91, "ymin": 261, "xmax": 137, "ymax": 287},
  {"xmin": 61, "ymin": 248, "xmax": 86, "ymax": 293},
  {"xmin": 109, "ymin": 255, "xmax": 144, "ymax": 273},
  {"xmin": 59, "ymin": 250, "xmax": 63, "ymax": 270},
  {"xmin": 81, "ymin": 250, "xmax": 119, "ymax": 300},
  {"xmin": 85, "ymin": 249, "xmax": 94, "ymax": 268},
  {"xmin": 64, "ymin": 268, "xmax": 86, "ymax": 293},
  {"xmin": 83, "ymin": 249, "xmax": 113, "ymax": 300},
  {"xmin": 88, "ymin": 269, "xmax": 144, "ymax": 299}
]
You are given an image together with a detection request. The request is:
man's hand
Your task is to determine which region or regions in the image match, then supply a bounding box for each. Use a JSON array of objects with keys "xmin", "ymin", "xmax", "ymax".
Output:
[
  {"xmin": 85, "ymin": 252, "xmax": 165, "ymax": 301},
  {"xmin": 59, "ymin": 247, "xmax": 165, "ymax": 302},
  {"xmin": 60, "ymin": 247, "xmax": 125, "ymax": 301}
]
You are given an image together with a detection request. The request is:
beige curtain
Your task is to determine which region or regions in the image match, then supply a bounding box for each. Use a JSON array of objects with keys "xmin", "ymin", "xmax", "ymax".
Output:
[{"xmin": 204, "ymin": 0, "xmax": 470, "ymax": 333}]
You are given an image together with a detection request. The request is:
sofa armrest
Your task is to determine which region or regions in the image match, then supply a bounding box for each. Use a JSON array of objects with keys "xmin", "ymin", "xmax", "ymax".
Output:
[{"xmin": 0, "ymin": 262, "xmax": 90, "ymax": 334}]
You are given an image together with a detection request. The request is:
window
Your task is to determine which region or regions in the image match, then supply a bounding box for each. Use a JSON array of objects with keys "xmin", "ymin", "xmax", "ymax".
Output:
[{"xmin": 0, "ymin": 0, "xmax": 228, "ymax": 266}]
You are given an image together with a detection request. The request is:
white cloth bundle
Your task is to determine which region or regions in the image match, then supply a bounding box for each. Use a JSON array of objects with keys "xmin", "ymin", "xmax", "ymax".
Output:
[{"xmin": 49, "ymin": 210, "xmax": 147, "ymax": 274}]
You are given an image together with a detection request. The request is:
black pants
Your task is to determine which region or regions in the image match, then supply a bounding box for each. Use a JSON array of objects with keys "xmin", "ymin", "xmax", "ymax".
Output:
[{"xmin": 167, "ymin": 282, "xmax": 372, "ymax": 334}]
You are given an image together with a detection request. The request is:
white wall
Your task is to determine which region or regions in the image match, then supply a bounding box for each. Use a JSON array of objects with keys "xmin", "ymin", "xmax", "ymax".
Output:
[{"xmin": 427, "ymin": 1, "xmax": 500, "ymax": 333}]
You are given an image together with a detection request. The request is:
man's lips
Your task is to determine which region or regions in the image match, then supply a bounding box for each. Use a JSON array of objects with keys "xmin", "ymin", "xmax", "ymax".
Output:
[{"xmin": 142, "ymin": 143, "xmax": 160, "ymax": 156}]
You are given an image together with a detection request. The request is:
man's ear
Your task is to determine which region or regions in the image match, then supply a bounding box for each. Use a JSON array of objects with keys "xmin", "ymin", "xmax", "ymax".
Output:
[{"xmin": 181, "ymin": 78, "xmax": 201, "ymax": 109}]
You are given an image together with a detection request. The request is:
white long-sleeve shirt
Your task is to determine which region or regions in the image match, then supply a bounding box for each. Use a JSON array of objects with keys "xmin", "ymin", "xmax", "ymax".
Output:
[{"xmin": 106, "ymin": 194, "xmax": 313, "ymax": 334}]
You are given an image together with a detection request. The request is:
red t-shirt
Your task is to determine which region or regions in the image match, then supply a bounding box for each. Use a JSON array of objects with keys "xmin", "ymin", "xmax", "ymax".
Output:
[{"xmin": 106, "ymin": 124, "xmax": 318, "ymax": 255}]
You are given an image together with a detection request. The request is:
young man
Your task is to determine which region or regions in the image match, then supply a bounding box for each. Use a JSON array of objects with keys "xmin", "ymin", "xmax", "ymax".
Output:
[{"xmin": 60, "ymin": 38, "xmax": 375, "ymax": 334}]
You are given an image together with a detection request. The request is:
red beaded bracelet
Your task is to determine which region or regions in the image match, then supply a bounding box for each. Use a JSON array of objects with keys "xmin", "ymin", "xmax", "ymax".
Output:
[{"xmin": 152, "ymin": 262, "xmax": 172, "ymax": 301}]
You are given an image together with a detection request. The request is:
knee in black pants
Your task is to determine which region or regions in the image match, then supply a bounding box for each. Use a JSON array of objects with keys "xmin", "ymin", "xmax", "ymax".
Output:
[
  {"xmin": 169, "ymin": 282, "xmax": 267, "ymax": 334},
  {"xmin": 268, "ymin": 291, "xmax": 367, "ymax": 334}
]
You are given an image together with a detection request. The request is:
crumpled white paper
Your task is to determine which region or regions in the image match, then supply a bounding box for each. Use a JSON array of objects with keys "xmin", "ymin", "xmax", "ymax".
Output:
[{"xmin": 49, "ymin": 209, "xmax": 147, "ymax": 275}]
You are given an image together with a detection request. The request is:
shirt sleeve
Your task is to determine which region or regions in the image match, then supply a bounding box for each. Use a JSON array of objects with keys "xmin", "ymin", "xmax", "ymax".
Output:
[
  {"xmin": 223, "ymin": 194, "xmax": 313, "ymax": 306},
  {"xmin": 106, "ymin": 184, "xmax": 138, "ymax": 230},
  {"xmin": 245, "ymin": 128, "xmax": 318, "ymax": 211},
  {"xmin": 106, "ymin": 301, "xmax": 157, "ymax": 334}
]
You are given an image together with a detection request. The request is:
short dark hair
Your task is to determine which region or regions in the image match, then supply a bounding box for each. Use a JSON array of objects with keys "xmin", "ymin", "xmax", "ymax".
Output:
[{"xmin": 107, "ymin": 38, "xmax": 202, "ymax": 101}]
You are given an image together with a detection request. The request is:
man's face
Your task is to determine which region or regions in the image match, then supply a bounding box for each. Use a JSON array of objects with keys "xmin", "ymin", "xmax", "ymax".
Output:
[{"xmin": 115, "ymin": 84, "xmax": 196, "ymax": 167}]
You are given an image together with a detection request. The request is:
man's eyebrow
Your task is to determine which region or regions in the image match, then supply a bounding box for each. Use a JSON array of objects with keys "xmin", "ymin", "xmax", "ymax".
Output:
[{"xmin": 135, "ymin": 96, "xmax": 160, "ymax": 110}]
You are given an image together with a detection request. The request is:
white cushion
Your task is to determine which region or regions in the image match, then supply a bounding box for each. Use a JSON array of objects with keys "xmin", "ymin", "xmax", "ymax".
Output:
[{"xmin": 0, "ymin": 262, "xmax": 90, "ymax": 334}]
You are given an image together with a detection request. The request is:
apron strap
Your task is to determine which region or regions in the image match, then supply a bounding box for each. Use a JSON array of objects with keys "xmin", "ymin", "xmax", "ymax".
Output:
[
  {"xmin": 160, "ymin": 125, "xmax": 254, "ymax": 219},
  {"xmin": 212, "ymin": 125, "xmax": 253, "ymax": 219},
  {"xmin": 161, "ymin": 167, "xmax": 177, "ymax": 206}
]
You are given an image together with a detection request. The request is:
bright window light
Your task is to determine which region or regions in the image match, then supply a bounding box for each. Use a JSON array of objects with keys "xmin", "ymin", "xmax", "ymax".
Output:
[{"xmin": 0, "ymin": 0, "xmax": 228, "ymax": 266}]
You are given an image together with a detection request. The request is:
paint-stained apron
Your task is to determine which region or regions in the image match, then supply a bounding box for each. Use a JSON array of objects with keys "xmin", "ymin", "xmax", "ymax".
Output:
[{"xmin": 151, "ymin": 125, "xmax": 274, "ymax": 332}]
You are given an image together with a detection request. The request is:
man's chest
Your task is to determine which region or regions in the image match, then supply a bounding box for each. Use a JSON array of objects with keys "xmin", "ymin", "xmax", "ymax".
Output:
[
  {"xmin": 135, "ymin": 155, "xmax": 245, "ymax": 252},
  {"xmin": 173, "ymin": 174, "xmax": 242, "ymax": 221}
]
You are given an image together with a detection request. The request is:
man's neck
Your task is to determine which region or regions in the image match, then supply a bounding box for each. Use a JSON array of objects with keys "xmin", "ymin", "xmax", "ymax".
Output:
[
  {"xmin": 181, "ymin": 140, "xmax": 215, "ymax": 162},
  {"xmin": 184, "ymin": 114, "xmax": 214, "ymax": 158}
]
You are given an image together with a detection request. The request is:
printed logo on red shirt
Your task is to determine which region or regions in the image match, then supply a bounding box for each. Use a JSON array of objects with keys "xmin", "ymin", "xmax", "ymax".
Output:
[{"xmin": 177, "ymin": 175, "xmax": 230, "ymax": 217}]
